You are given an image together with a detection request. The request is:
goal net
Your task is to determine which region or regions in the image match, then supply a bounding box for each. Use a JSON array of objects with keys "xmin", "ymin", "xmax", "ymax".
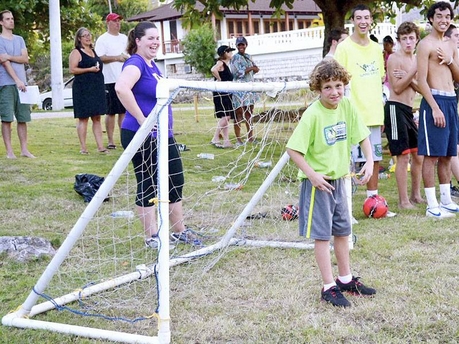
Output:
[{"xmin": 2, "ymin": 78, "xmax": 354, "ymax": 343}]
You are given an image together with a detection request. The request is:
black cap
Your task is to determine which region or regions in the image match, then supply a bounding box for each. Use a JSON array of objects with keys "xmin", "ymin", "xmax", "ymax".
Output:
[{"xmin": 217, "ymin": 45, "xmax": 236, "ymax": 57}]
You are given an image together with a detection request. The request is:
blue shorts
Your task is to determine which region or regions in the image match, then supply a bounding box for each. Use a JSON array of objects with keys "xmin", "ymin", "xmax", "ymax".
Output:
[
  {"xmin": 298, "ymin": 178, "xmax": 351, "ymax": 241},
  {"xmin": 418, "ymin": 94, "xmax": 458, "ymax": 157}
]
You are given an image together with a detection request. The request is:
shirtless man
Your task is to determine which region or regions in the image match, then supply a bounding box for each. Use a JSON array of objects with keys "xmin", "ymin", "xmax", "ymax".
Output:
[
  {"xmin": 384, "ymin": 22, "xmax": 424, "ymax": 209},
  {"xmin": 416, "ymin": 1, "xmax": 459, "ymax": 218},
  {"xmin": 444, "ymin": 24, "xmax": 459, "ymax": 199}
]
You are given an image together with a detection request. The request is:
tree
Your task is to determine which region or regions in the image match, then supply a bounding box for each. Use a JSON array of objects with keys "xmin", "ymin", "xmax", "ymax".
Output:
[
  {"xmin": 172, "ymin": 0, "xmax": 444, "ymax": 55},
  {"xmin": 2, "ymin": 1, "xmax": 104, "ymax": 89},
  {"xmin": 3, "ymin": 0, "xmax": 103, "ymax": 62},
  {"xmin": 86, "ymin": 0, "xmax": 152, "ymax": 36},
  {"xmin": 181, "ymin": 24, "xmax": 216, "ymax": 78}
]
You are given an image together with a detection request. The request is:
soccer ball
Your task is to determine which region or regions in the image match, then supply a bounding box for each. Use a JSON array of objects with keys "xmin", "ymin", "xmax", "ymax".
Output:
[
  {"xmin": 363, "ymin": 195, "xmax": 388, "ymax": 218},
  {"xmin": 281, "ymin": 204, "xmax": 299, "ymax": 221}
]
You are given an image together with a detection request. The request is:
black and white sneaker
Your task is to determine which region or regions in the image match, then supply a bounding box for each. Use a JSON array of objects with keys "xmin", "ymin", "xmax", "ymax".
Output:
[
  {"xmin": 451, "ymin": 185, "xmax": 459, "ymax": 199},
  {"xmin": 336, "ymin": 276, "xmax": 376, "ymax": 297},
  {"xmin": 170, "ymin": 228, "xmax": 203, "ymax": 247},
  {"xmin": 321, "ymin": 286, "xmax": 351, "ymax": 308},
  {"xmin": 145, "ymin": 235, "xmax": 175, "ymax": 250}
]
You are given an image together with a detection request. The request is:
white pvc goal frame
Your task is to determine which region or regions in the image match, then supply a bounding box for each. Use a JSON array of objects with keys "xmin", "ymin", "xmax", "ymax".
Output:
[{"xmin": 2, "ymin": 78, "xmax": 354, "ymax": 344}]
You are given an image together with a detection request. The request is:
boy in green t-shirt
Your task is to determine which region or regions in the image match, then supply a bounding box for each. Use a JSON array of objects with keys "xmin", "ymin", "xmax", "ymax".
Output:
[{"xmin": 286, "ymin": 59, "xmax": 376, "ymax": 307}]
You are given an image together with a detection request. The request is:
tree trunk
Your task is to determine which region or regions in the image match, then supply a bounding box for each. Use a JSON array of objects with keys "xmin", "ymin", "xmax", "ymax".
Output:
[{"xmin": 315, "ymin": 0, "xmax": 354, "ymax": 57}]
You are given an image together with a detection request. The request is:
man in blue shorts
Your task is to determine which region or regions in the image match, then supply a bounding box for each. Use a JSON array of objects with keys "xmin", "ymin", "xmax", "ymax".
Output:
[
  {"xmin": 416, "ymin": 1, "xmax": 459, "ymax": 218},
  {"xmin": 0, "ymin": 10, "xmax": 34, "ymax": 159}
]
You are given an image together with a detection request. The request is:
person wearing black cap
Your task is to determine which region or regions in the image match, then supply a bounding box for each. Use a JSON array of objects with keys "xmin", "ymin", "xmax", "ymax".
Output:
[
  {"xmin": 231, "ymin": 36, "xmax": 260, "ymax": 146},
  {"xmin": 210, "ymin": 45, "xmax": 236, "ymax": 148}
]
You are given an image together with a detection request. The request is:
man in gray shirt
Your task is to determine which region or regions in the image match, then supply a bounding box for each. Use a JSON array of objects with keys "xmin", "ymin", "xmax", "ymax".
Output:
[{"xmin": 0, "ymin": 10, "xmax": 34, "ymax": 159}]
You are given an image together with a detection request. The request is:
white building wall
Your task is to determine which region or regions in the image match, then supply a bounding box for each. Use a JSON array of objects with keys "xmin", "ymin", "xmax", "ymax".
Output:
[{"xmin": 155, "ymin": 23, "xmax": 396, "ymax": 80}]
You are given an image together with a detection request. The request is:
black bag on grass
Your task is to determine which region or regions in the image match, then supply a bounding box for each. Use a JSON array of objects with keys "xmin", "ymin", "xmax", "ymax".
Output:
[{"xmin": 74, "ymin": 173, "xmax": 107, "ymax": 203}]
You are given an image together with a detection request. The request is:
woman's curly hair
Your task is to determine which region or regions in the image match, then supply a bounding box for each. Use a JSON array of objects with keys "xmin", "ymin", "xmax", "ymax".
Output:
[{"xmin": 309, "ymin": 59, "xmax": 351, "ymax": 92}]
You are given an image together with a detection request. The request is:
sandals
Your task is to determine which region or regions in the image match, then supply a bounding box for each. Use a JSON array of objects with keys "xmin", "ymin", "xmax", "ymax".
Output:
[
  {"xmin": 80, "ymin": 150, "xmax": 89, "ymax": 155},
  {"xmin": 98, "ymin": 149, "xmax": 110, "ymax": 154},
  {"xmin": 211, "ymin": 141, "xmax": 232, "ymax": 149},
  {"xmin": 107, "ymin": 144, "xmax": 116, "ymax": 149},
  {"xmin": 214, "ymin": 143, "xmax": 232, "ymax": 149}
]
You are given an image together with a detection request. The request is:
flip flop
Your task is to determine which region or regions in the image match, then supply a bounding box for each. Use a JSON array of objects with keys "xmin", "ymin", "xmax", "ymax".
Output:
[
  {"xmin": 80, "ymin": 150, "xmax": 89, "ymax": 155},
  {"xmin": 98, "ymin": 149, "xmax": 110, "ymax": 154},
  {"xmin": 214, "ymin": 144, "xmax": 232, "ymax": 149},
  {"xmin": 107, "ymin": 144, "xmax": 116, "ymax": 149}
]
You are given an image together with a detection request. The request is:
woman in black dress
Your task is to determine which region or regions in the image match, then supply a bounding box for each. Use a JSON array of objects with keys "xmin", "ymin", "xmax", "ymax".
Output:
[
  {"xmin": 210, "ymin": 45, "xmax": 236, "ymax": 148},
  {"xmin": 69, "ymin": 27, "xmax": 108, "ymax": 154}
]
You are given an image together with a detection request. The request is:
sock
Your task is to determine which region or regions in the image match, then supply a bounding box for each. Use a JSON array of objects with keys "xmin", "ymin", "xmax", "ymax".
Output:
[
  {"xmin": 338, "ymin": 274, "xmax": 352, "ymax": 284},
  {"xmin": 367, "ymin": 189, "xmax": 378, "ymax": 198},
  {"xmin": 323, "ymin": 282, "xmax": 336, "ymax": 291},
  {"xmin": 424, "ymin": 187, "xmax": 439, "ymax": 208},
  {"xmin": 440, "ymin": 183, "xmax": 452, "ymax": 205}
]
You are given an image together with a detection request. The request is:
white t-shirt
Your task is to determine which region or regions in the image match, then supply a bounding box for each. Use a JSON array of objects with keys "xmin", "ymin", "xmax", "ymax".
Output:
[{"xmin": 95, "ymin": 32, "xmax": 128, "ymax": 84}]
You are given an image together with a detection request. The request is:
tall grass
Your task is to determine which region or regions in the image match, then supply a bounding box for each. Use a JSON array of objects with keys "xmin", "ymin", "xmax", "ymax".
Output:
[{"xmin": 0, "ymin": 106, "xmax": 458, "ymax": 343}]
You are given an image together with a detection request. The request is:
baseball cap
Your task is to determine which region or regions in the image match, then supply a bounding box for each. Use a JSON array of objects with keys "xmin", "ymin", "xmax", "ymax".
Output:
[
  {"xmin": 217, "ymin": 45, "xmax": 236, "ymax": 57},
  {"xmin": 106, "ymin": 13, "xmax": 123, "ymax": 22},
  {"xmin": 235, "ymin": 36, "xmax": 248, "ymax": 46}
]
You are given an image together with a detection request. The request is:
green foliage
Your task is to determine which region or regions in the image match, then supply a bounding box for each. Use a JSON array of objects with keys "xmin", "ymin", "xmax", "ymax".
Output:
[
  {"xmin": 86, "ymin": 0, "xmax": 151, "ymax": 36},
  {"xmin": 3, "ymin": 0, "xmax": 103, "ymax": 63},
  {"xmin": 181, "ymin": 24, "xmax": 217, "ymax": 78}
]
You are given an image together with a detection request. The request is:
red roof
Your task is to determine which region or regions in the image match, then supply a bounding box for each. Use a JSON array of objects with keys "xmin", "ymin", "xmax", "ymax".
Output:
[{"xmin": 127, "ymin": 0, "xmax": 321, "ymax": 22}]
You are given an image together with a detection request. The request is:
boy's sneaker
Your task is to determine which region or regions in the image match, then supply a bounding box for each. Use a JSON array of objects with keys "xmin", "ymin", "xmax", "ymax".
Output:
[
  {"xmin": 451, "ymin": 186, "xmax": 459, "ymax": 199},
  {"xmin": 426, "ymin": 207, "xmax": 455, "ymax": 219},
  {"xmin": 145, "ymin": 235, "xmax": 175, "ymax": 250},
  {"xmin": 336, "ymin": 276, "xmax": 376, "ymax": 297},
  {"xmin": 170, "ymin": 228, "xmax": 203, "ymax": 247},
  {"xmin": 440, "ymin": 202, "xmax": 459, "ymax": 213},
  {"xmin": 321, "ymin": 286, "xmax": 351, "ymax": 308}
]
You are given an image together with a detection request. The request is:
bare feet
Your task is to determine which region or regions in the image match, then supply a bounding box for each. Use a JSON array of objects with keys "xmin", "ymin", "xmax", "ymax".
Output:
[
  {"xmin": 398, "ymin": 202, "xmax": 416, "ymax": 210},
  {"xmin": 6, "ymin": 153, "xmax": 17, "ymax": 159},
  {"xmin": 20, "ymin": 151, "xmax": 36, "ymax": 158},
  {"xmin": 410, "ymin": 197, "xmax": 426, "ymax": 205}
]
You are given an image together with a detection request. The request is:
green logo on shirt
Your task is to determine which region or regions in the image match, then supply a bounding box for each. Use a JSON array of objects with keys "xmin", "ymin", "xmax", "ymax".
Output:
[{"xmin": 324, "ymin": 122, "xmax": 347, "ymax": 145}]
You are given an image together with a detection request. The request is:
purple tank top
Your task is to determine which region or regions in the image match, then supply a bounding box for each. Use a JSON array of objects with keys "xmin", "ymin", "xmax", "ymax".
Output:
[{"xmin": 121, "ymin": 54, "xmax": 173, "ymax": 138}]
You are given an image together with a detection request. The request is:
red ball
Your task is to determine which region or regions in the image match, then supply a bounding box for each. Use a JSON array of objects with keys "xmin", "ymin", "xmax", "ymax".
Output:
[
  {"xmin": 363, "ymin": 195, "xmax": 388, "ymax": 218},
  {"xmin": 281, "ymin": 204, "xmax": 299, "ymax": 221}
]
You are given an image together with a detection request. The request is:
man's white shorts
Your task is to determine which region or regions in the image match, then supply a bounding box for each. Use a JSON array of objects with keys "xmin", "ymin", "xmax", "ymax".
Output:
[{"xmin": 351, "ymin": 126, "xmax": 383, "ymax": 162}]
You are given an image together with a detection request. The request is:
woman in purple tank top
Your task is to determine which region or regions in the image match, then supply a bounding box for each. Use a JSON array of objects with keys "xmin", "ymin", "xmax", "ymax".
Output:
[{"xmin": 115, "ymin": 22, "xmax": 202, "ymax": 249}]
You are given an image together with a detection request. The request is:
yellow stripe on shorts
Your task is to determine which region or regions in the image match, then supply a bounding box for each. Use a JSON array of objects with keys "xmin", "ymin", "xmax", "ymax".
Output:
[{"xmin": 306, "ymin": 186, "xmax": 316, "ymax": 238}]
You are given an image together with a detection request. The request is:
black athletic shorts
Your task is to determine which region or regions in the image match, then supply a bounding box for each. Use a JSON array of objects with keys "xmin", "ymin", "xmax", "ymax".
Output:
[
  {"xmin": 121, "ymin": 129, "xmax": 184, "ymax": 207},
  {"xmin": 105, "ymin": 83, "xmax": 126, "ymax": 115}
]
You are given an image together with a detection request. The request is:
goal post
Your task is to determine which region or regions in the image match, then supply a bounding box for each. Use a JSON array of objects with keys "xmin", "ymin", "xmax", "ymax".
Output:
[{"xmin": 2, "ymin": 77, "xmax": 355, "ymax": 343}]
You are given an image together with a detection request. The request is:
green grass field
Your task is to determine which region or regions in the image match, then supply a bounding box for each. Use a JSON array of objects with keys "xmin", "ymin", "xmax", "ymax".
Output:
[{"xmin": 0, "ymin": 101, "xmax": 458, "ymax": 343}]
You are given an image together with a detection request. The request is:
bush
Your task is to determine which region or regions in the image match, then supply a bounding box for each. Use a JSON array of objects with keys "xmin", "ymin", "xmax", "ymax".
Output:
[{"xmin": 181, "ymin": 24, "xmax": 217, "ymax": 78}]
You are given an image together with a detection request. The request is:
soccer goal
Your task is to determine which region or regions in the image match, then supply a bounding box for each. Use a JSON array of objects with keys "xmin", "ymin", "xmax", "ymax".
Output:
[{"xmin": 2, "ymin": 77, "xmax": 355, "ymax": 343}]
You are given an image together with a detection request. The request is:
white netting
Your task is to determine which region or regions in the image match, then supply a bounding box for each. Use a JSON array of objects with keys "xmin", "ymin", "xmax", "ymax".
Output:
[{"xmin": 5, "ymin": 79, "xmax": 321, "ymax": 342}]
